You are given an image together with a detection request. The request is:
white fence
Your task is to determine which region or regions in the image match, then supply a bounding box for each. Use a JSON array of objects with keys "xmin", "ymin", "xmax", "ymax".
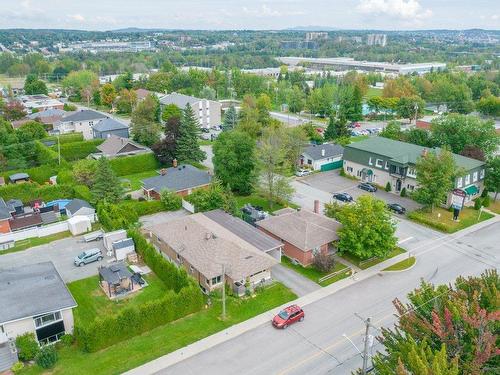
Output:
[
  {"xmin": 182, "ymin": 199, "xmax": 195, "ymax": 213},
  {"xmin": 0, "ymin": 221, "xmax": 69, "ymax": 244}
]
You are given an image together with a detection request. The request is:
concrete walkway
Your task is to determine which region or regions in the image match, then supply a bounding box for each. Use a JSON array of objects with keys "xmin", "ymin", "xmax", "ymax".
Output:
[
  {"xmin": 124, "ymin": 214, "xmax": 499, "ymax": 375},
  {"xmin": 271, "ymin": 264, "xmax": 320, "ymax": 297}
]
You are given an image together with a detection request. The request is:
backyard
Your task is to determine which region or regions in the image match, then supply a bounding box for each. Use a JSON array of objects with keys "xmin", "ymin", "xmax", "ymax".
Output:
[
  {"xmin": 235, "ymin": 193, "xmax": 299, "ymax": 214},
  {"xmin": 19, "ymin": 282, "xmax": 296, "ymax": 375},
  {"xmin": 281, "ymin": 256, "xmax": 351, "ymax": 287},
  {"xmin": 120, "ymin": 170, "xmax": 159, "ymax": 192},
  {"xmin": 408, "ymin": 207, "xmax": 494, "ymax": 233},
  {"xmin": 338, "ymin": 247, "xmax": 406, "ymax": 270}
]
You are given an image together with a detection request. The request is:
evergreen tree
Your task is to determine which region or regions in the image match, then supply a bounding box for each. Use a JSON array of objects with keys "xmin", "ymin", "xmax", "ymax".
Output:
[
  {"xmin": 176, "ymin": 103, "xmax": 206, "ymax": 163},
  {"xmin": 324, "ymin": 116, "xmax": 337, "ymax": 141},
  {"xmin": 222, "ymin": 105, "xmax": 237, "ymax": 131},
  {"xmin": 91, "ymin": 157, "xmax": 124, "ymax": 204}
]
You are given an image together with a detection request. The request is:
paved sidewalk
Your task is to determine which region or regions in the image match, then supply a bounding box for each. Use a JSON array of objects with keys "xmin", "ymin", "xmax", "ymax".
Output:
[
  {"xmin": 271, "ymin": 264, "xmax": 320, "ymax": 297},
  {"xmin": 124, "ymin": 214, "xmax": 499, "ymax": 375}
]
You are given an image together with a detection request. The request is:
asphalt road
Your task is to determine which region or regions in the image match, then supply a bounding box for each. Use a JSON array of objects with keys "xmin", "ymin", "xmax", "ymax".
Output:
[{"xmin": 156, "ymin": 218, "xmax": 499, "ymax": 375}]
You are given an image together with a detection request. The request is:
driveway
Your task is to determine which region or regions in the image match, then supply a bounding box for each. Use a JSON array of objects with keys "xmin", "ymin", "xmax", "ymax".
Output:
[
  {"xmin": 0, "ymin": 236, "xmax": 109, "ymax": 283},
  {"xmin": 299, "ymin": 170, "xmax": 422, "ymax": 212},
  {"xmin": 139, "ymin": 209, "xmax": 190, "ymax": 228},
  {"xmin": 201, "ymin": 145, "xmax": 213, "ymax": 171},
  {"xmin": 271, "ymin": 264, "xmax": 320, "ymax": 297}
]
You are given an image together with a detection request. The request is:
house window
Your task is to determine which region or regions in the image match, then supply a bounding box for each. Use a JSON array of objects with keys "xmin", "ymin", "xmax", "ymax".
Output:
[
  {"xmin": 384, "ymin": 161, "xmax": 389, "ymax": 170},
  {"xmin": 407, "ymin": 184, "xmax": 415, "ymax": 191},
  {"xmin": 375, "ymin": 159, "xmax": 383, "ymax": 168},
  {"xmin": 34, "ymin": 311, "xmax": 62, "ymax": 329},
  {"xmin": 211, "ymin": 275, "xmax": 222, "ymax": 285},
  {"xmin": 307, "ymin": 159, "xmax": 312, "ymax": 165},
  {"xmin": 347, "ymin": 166, "xmax": 353, "ymax": 173},
  {"xmin": 456, "ymin": 177, "xmax": 463, "ymax": 188},
  {"xmin": 473, "ymin": 172, "xmax": 478, "ymax": 182},
  {"xmin": 480, "ymin": 169, "xmax": 485, "ymax": 179},
  {"xmin": 357, "ymin": 170, "xmax": 361, "ymax": 177},
  {"xmin": 89, "ymin": 121, "xmax": 93, "ymax": 126},
  {"xmin": 407, "ymin": 168, "xmax": 416, "ymax": 178},
  {"xmin": 368, "ymin": 157, "xmax": 373, "ymax": 166},
  {"xmin": 465, "ymin": 174, "xmax": 470, "ymax": 185}
]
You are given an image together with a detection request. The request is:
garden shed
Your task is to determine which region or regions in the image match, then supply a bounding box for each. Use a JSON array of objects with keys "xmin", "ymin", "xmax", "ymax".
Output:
[{"xmin": 68, "ymin": 216, "xmax": 91, "ymax": 235}]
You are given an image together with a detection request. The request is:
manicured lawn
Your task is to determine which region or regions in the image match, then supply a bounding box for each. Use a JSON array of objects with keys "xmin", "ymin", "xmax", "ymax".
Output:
[
  {"xmin": 0, "ymin": 231, "xmax": 72, "ymax": 255},
  {"xmin": 365, "ymin": 87, "xmax": 383, "ymax": 99},
  {"xmin": 68, "ymin": 274, "xmax": 169, "ymax": 325},
  {"xmin": 198, "ymin": 139, "xmax": 213, "ymax": 146},
  {"xmin": 408, "ymin": 207, "xmax": 495, "ymax": 233},
  {"xmin": 350, "ymin": 135, "xmax": 369, "ymax": 143},
  {"xmin": 338, "ymin": 247, "xmax": 406, "ymax": 270},
  {"xmin": 120, "ymin": 170, "xmax": 158, "ymax": 191},
  {"xmin": 383, "ymin": 256, "xmax": 416, "ymax": 271},
  {"xmin": 281, "ymin": 257, "xmax": 351, "ymax": 286},
  {"xmin": 488, "ymin": 199, "xmax": 500, "ymax": 215},
  {"xmin": 19, "ymin": 282, "xmax": 296, "ymax": 375},
  {"xmin": 235, "ymin": 193, "xmax": 298, "ymax": 214}
]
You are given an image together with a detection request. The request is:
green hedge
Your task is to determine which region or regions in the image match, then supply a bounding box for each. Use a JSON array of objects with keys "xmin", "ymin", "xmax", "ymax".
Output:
[
  {"xmin": 43, "ymin": 133, "xmax": 84, "ymax": 144},
  {"xmin": 128, "ymin": 229, "xmax": 191, "ymax": 293},
  {"xmin": 118, "ymin": 200, "xmax": 166, "ymax": 217},
  {"xmin": 97, "ymin": 203, "xmax": 139, "ymax": 232},
  {"xmin": 0, "ymin": 183, "xmax": 75, "ymax": 204},
  {"xmin": 35, "ymin": 141, "xmax": 62, "ymax": 166},
  {"xmin": 110, "ymin": 153, "xmax": 160, "ymax": 176},
  {"xmin": 75, "ymin": 285, "xmax": 203, "ymax": 352},
  {"xmin": 73, "ymin": 185, "xmax": 92, "ymax": 201},
  {"xmin": 407, "ymin": 211, "xmax": 450, "ymax": 232},
  {"xmin": 53, "ymin": 139, "xmax": 104, "ymax": 161},
  {"xmin": 2, "ymin": 165, "xmax": 61, "ymax": 185}
]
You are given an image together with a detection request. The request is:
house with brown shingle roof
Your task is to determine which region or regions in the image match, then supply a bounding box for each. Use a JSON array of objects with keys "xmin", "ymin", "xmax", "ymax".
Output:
[
  {"xmin": 143, "ymin": 209, "xmax": 281, "ymax": 294},
  {"xmin": 94, "ymin": 135, "xmax": 151, "ymax": 159},
  {"xmin": 257, "ymin": 209, "xmax": 341, "ymax": 266}
]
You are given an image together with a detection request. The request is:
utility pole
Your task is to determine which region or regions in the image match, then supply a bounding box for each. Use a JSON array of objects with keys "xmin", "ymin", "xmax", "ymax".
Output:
[
  {"xmin": 354, "ymin": 313, "xmax": 374, "ymax": 375},
  {"xmin": 221, "ymin": 263, "xmax": 226, "ymax": 320}
]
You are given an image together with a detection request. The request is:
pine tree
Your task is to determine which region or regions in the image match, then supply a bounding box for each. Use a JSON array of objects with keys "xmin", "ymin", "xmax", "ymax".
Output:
[
  {"xmin": 324, "ymin": 116, "xmax": 336, "ymax": 141},
  {"xmin": 91, "ymin": 157, "xmax": 124, "ymax": 204},
  {"xmin": 222, "ymin": 105, "xmax": 237, "ymax": 131},
  {"xmin": 176, "ymin": 103, "xmax": 206, "ymax": 163}
]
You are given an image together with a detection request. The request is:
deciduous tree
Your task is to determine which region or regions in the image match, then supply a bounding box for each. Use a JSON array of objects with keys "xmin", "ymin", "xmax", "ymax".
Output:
[
  {"xmin": 485, "ymin": 156, "xmax": 500, "ymax": 200},
  {"xmin": 130, "ymin": 94, "xmax": 162, "ymax": 147}
]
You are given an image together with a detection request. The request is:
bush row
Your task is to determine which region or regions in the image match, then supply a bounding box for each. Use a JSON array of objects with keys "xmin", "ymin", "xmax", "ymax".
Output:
[
  {"xmin": 43, "ymin": 133, "xmax": 84, "ymax": 144},
  {"xmin": 52, "ymin": 139, "xmax": 104, "ymax": 161},
  {"xmin": 0, "ymin": 183, "xmax": 75, "ymax": 204},
  {"xmin": 128, "ymin": 229, "xmax": 192, "ymax": 293},
  {"xmin": 35, "ymin": 141, "xmax": 63, "ymax": 166},
  {"xmin": 75, "ymin": 285, "xmax": 204, "ymax": 352},
  {"xmin": 2, "ymin": 164, "xmax": 61, "ymax": 185},
  {"xmin": 97, "ymin": 203, "xmax": 139, "ymax": 232},
  {"xmin": 118, "ymin": 199, "xmax": 166, "ymax": 217},
  {"xmin": 109, "ymin": 153, "xmax": 160, "ymax": 176},
  {"xmin": 407, "ymin": 211, "xmax": 451, "ymax": 233}
]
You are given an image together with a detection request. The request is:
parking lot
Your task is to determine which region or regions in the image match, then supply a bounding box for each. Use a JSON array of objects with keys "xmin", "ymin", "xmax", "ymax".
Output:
[
  {"xmin": 298, "ymin": 170, "xmax": 422, "ymax": 212},
  {"xmin": 0, "ymin": 235, "xmax": 109, "ymax": 283}
]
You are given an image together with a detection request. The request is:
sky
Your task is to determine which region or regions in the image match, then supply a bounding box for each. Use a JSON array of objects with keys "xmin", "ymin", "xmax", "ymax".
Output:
[{"xmin": 0, "ymin": 0, "xmax": 499, "ymax": 31}]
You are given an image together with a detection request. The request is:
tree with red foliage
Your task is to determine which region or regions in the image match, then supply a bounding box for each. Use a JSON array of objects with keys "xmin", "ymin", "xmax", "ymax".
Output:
[{"xmin": 2, "ymin": 101, "xmax": 27, "ymax": 121}]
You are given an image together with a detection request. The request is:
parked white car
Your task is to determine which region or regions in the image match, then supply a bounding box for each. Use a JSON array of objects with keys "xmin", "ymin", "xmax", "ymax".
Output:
[{"xmin": 295, "ymin": 169, "xmax": 311, "ymax": 177}]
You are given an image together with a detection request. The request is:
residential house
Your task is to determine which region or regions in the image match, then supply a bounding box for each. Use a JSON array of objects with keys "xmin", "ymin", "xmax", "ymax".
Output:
[
  {"xmin": 65, "ymin": 199, "xmax": 96, "ymax": 222},
  {"xmin": 300, "ymin": 143, "xmax": 344, "ymax": 171},
  {"xmin": 342, "ymin": 137, "xmax": 486, "ymax": 205},
  {"xmin": 18, "ymin": 94, "xmax": 64, "ymax": 113},
  {"xmin": 9, "ymin": 213, "xmax": 43, "ymax": 232},
  {"xmin": 0, "ymin": 262, "xmax": 76, "ymax": 350},
  {"xmin": 27, "ymin": 108, "xmax": 68, "ymax": 128},
  {"xmin": 135, "ymin": 88, "xmax": 152, "ymax": 101},
  {"xmin": 144, "ymin": 209, "xmax": 281, "ymax": 294},
  {"xmin": 257, "ymin": 208, "xmax": 341, "ymax": 266},
  {"xmin": 159, "ymin": 92, "xmax": 222, "ymax": 129},
  {"xmin": 53, "ymin": 110, "xmax": 107, "ymax": 140},
  {"xmin": 92, "ymin": 118, "xmax": 130, "ymax": 139},
  {"xmin": 142, "ymin": 164, "xmax": 212, "ymax": 200},
  {"xmin": 0, "ymin": 198, "xmax": 15, "ymax": 234},
  {"xmin": 8, "ymin": 173, "xmax": 30, "ymax": 184},
  {"xmin": 94, "ymin": 135, "xmax": 150, "ymax": 159}
]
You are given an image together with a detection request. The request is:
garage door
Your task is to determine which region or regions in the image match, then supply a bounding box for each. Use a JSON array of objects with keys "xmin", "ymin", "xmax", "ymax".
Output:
[{"xmin": 320, "ymin": 160, "xmax": 343, "ymax": 171}]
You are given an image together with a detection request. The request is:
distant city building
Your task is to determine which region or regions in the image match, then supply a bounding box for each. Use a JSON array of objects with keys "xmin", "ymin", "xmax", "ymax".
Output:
[
  {"xmin": 278, "ymin": 57, "xmax": 446, "ymax": 75},
  {"xmin": 59, "ymin": 40, "xmax": 155, "ymax": 54},
  {"xmin": 367, "ymin": 34, "xmax": 387, "ymax": 47},
  {"xmin": 305, "ymin": 32, "xmax": 328, "ymax": 41},
  {"xmin": 280, "ymin": 40, "xmax": 319, "ymax": 50}
]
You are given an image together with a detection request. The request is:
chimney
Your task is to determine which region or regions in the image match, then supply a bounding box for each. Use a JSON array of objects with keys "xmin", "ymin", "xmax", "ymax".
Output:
[
  {"xmin": 313, "ymin": 200, "xmax": 320, "ymax": 214},
  {"xmin": 160, "ymin": 168, "xmax": 167, "ymax": 176},
  {"xmin": 172, "ymin": 158, "xmax": 178, "ymax": 168},
  {"xmin": 321, "ymin": 149, "xmax": 325, "ymax": 157},
  {"xmin": 421, "ymin": 148, "xmax": 428, "ymax": 157}
]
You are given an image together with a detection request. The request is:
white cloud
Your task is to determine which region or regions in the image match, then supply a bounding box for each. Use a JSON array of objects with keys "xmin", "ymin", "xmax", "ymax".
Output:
[
  {"xmin": 68, "ymin": 14, "xmax": 85, "ymax": 22},
  {"xmin": 243, "ymin": 4, "xmax": 304, "ymax": 18},
  {"xmin": 357, "ymin": 0, "xmax": 432, "ymax": 20}
]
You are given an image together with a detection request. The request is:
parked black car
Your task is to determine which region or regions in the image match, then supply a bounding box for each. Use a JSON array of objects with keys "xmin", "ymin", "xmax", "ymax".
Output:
[
  {"xmin": 333, "ymin": 193, "xmax": 354, "ymax": 202},
  {"xmin": 358, "ymin": 182, "xmax": 377, "ymax": 192},
  {"xmin": 387, "ymin": 203, "xmax": 406, "ymax": 214}
]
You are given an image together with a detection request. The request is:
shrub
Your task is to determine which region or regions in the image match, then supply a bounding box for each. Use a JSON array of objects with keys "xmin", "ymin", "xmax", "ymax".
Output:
[
  {"xmin": 15, "ymin": 333, "xmax": 39, "ymax": 361},
  {"xmin": 482, "ymin": 195, "xmax": 491, "ymax": 207},
  {"xmin": 97, "ymin": 202, "xmax": 139, "ymax": 231},
  {"xmin": 481, "ymin": 188, "xmax": 489, "ymax": 198},
  {"xmin": 474, "ymin": 198, "xmax": 482, "ymax": 210},
  {"xmin": 400, "ymin": 187, "xmax": 407, "ymax": 197},
  {"xmin": 73, "ymin": 185, "xmax": 92, "ymax": 201},
  {"xmin": 109, "ymin": 153, "xmax": 160, "ymax": 176},
  {"xmin": 0, "ymin": 183, "xmax": 75, "ymax": 204},
  {"xmin": 54, "ymin": 139, "xmax": 104, "ymax": 161},
  {"xmin": 118, "ymin": 200, "xmax": 166, "ymax": 216},
  {"xmin": 35, "ymin": 345, "xmax": 58, "ymax": 369},
  {"xmin": 312, "ymin": 252, "xmax": 335, "ymax": 273},
  {"xmin": 160, "ymin": 189, "xmax": 182, "ymax": 211},
  {"xmin": 35, "ymin": 141, "xmax": 63, "ymax": 166},
  {"xmin": 43, "ymin": 133, "xmax": 83, "ymax": 144},
  {"xmin": 63, "ymin": 103, "xmax": 77, "ymax": 111},
  {"xmin": 385, "ymin": 182, "xmax": 391, "ymax": 192},
  {"xmin": 58, "ymin": 334, "xmax": 74, "ymax": 347},
  {"xmin": 408, "ymin": 211, "xmax": 451, "ymax": 233},
  {"xmin": 11, "ymin": 361, "xmax": 24, "ymax": 373}
]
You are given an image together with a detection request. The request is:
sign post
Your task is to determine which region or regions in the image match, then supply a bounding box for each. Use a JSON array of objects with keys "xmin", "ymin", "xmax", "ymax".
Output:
[{"xmin": 450, "ymin": 189, "xmax": 466, "ymax": 221}]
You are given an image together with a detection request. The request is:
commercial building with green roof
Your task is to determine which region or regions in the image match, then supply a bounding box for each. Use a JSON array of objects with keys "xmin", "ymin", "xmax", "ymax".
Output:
[{"xmin": 342, "ymin": 137, "xmax": 485, "ymax": 204}]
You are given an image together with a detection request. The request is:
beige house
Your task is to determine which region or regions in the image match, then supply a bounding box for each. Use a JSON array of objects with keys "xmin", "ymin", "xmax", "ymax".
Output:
[
  {"xmin": 0, "ymin": 262, "xmax": 76, "ymax": 370},
  {"xmin": 143, "ymin": 209, "xmax": 282, "ymax": 294}
]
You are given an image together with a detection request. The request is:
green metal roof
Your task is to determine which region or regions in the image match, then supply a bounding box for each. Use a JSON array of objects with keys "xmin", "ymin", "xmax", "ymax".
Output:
[{"xmin": 344, "ymin": 137, "xmax": 485, "ymax": 171}]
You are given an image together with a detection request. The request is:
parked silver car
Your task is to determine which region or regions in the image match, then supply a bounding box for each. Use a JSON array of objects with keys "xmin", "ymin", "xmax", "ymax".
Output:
[{"xmin": 74, "ymin": 248, "xmax": 103, "ymax": 267}]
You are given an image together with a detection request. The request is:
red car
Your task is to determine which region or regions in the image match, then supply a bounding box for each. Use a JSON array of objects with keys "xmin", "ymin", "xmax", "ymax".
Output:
[{"xmin": 272, "ymin": 305, "xmax": 305, "ymax": 329}]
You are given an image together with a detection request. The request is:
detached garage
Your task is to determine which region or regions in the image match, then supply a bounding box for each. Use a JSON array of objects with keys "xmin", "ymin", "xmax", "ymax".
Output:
[{"xmin": 300, "ymin": 143, "xmax": 344, "ymax": 171}]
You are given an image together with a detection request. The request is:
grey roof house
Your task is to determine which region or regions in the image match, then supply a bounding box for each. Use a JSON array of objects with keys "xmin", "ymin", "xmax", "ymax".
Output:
[
  {"xmin": 300, "ymin": 143, "xmax": 344, "ymax": 171},
  {"xmin": 0, "ymin": 261, "xmax": 77, "ymax": 352},
  {"xmin": 94, "ymin": 135, "xmax": 151, "ymax": 158},
  {"xmin": 142, "ymin": 164, "xmax": 212, "ymax": 199},
  {"xmin": 54, "ymin": 109, "xmax": 108, "ymax": 140},
  {"xmin": 65, "ymin": 199, "xmax": 96, "ymax": 221},
  {"xmin": 92, "ymin": 118, "xmax": 130, "ymax": 139}
]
